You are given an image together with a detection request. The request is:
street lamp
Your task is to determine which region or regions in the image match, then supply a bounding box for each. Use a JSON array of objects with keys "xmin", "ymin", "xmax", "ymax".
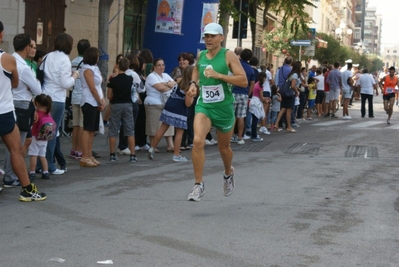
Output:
[{"xmin": 335, "ymin": 23, "xmax": 352, "ymax": 44}]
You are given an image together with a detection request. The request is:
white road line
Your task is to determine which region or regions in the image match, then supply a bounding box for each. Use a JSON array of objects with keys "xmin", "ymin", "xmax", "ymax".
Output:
[
  {"xmin": 312, "ymin": 120, "xmax": 350, "ymax": 126},
  {"xmin": 348, "ymin": 121, "xmax": 383, "ymax": 128}
]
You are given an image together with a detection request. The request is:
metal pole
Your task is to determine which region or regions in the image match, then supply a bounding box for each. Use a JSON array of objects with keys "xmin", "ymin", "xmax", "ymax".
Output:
[
  {"xmin": 299, "ymin": 45, "xmax": 302, "ymax": 62},
  {"xmin": 237, "ymin": 0, "xmax": 242, "ymax": 47}
]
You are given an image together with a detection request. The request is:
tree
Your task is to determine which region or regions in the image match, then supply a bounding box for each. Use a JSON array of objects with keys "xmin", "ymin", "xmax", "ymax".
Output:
[{"xmin": 98, "ymin": 0, "xmax": 114, "ymax": 92}]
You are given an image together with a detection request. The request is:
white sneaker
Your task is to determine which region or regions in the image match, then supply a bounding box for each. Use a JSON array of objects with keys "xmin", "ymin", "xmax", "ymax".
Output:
[
  {"xmin": 237, "ymin": 139, "xmax": 245, "ymax": 145},
  {"xmin": 343, "ymin": 116, "xmax": 352, "ymax": 120},
  {"xmin": 135, "ymin": 146, "xmax": 140, "ymax": 151},
  {"xmin": 147, "ymin": 147, "xmax": 155, "ymax": 160},
  {"xmin": 259, "ymin": 127, "xmax": 270, "ymax": 135},
  {"xmin": 50, "ymin": 169, "xmax": 65, "ymax": 175},
  {"xmin": 209, "ymin": 139, "xmax": 217, "ymax": 145},
  {"xmin": 223, "ymin": 166, "xmax": 235, "ymax": 197},
  {"xmin": 243, "ymin": 134, "xmax": 251, "ymax": 140},
  {"xmin": 187, "ymin": 183, "xmax": 204, "ymax": 201},
  {"xmin": 118, "ymin": 148, "xmax": 131, "ymax": 155},
  {"xmin": 205, "ymin": 139, "xmax": 217, "ymax": 145},
  {"xmin": 172, "ymin": 155, "xmax": 188, "ymax": 162},
  {"xmin": 141, "ymin": 144, "xmax": 150, "ymax": 151}
]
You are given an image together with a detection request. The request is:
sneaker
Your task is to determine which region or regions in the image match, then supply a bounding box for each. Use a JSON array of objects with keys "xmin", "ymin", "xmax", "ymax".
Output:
[
  {"xmin": 29, "ymin": 173, "xmax": 36, "ymax": 182},
  {"xmin": 259, "ymin": 127, "xmax": 270, "ymax": 135},
  {"xmin": 237, "ymin": 139, "xmax": 245, "ymax": 145},
  {"xmin": 110, "ymin": 154, "xmax": 118, "ymax": 161},
  {"xmin": 92, "ymin": 151, "xmax": 101, "ymax": 158},
  {"xmin": 118, "ymin": 148, "xmax": 131, "ymax": 155},
  {"xmin": 230, "ymin": 135, "xmax": 238, "ymax": 143},
  {"xmin": 60, "ymin": 165, "xmax": 68, "ymax": 173},
  {"xmin": 69, "ymin": 150, "xmax": 76, "ymax": 159},
  {"xmin": 242, "ymin": 134, "xmax": 251, "ymax": 140},
  {"xmin": 205, "ymin": 139, "xmax": 218, "ymax": 145},
  {"xmin": 223, "ymin": 166, "xmax": 235, "ymax": 197},
  {"xmin": 50, "ymin": 169, "xmax": 64, "ymax": 175},
  {"xmin": 343, "ymin": 116, "xmax": 352, "ymax": 120},
  {"xmin": 42, "ymin": 172, "xmax": 50, "ymax": 179},
  {"xmin": 291, "ymin": 123, "xmax": 300, "ymax": 128},
  {"xmin": 172, "ymin": 155, "xmax": 188, "ymax": 162},
  {"xmin": 19, "ymin": 183, "xmax": 46, "ymax": 202},
  {"xmin": 387, "ymin": 119, "xmax": 391, "ymax": 124},
  {"xmin": 3, "ymin": 180, "xmax": 21, "ymax": 187},
  {"xmin": 135, "ymin": 145, "xmax": 140, "ymax": 151},
  {"xmin": 252, "ymin": 137, "xmax": 263, "ymax": 142},
  {"xmin": 147, "ymin": 147, "xmax": 155, "ymax": 160},
  {"xmin": 187, "ymin": 183, "xmax": 204, "ymax": 201},
  {"xmin": 141, "ymin": 144, "xmax": 150, "ymax": 151},
  {"xmin": 74, "ymin": 152, "xmax": 82, "ymax": 159},
  {"xmin": 130, "ymin": 155, "xmax": 138, "ymax": 162}
]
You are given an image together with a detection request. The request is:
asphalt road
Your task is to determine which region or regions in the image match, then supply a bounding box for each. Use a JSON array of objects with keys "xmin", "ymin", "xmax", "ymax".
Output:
[{"xmin": 1, "ymin": 96, "xmax": 398, "ymax": 267}]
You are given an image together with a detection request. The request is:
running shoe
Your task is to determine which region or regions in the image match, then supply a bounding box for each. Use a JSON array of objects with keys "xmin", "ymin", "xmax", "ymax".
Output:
[
  {"xmin": 223, "ymin": 166, "xmax": 235, "ymax": 197},
  {"xmin": 118, "ymin": 148, "xmax": 131, "ymax": 155},
  {"xmin": 3, "ymin": 180, "xmax": 21, "ymax": 187},
  {"xmin": 187, "ymin": 183, "xmax": 204, "ymax": 201},
  {"xmin": 109, "ymin": 154, "xmax": 118, "ymax": 161},
  {"xmin": 172, "ymin": 155, "xmax": 188, "ymax": 162},
  {"xmin": 19, "ymin": 183, "xmax": 46, "ymax": 202},
  {"xmin": 147, "ymin": 147, "xmax": 155, "ymax": 160},
  {"xmin": 237, "ymin": 139, "xmax": 245, "ymax": 145},
  {"xmin": 130, "ymin": 155, "xmax": 138, "ymax": 163}
]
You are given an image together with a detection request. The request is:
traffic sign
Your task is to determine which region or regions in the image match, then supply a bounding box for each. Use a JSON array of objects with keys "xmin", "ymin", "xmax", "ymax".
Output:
[{"xmin": 290, "ymin": 40, "xmax": 311, "ymax": 46}]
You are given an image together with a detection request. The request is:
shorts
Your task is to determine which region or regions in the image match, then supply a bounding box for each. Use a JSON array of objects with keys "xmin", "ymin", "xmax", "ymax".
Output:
[
  {"xmin": 28, "ymin": 136, "xmax": 47, "ymax": 157},
  {"xmin": 108, "ymin": 103, "xmax": 135, "ymax": 137},
  {"xmin": 233, "ymin": 93, "xmax": 248, "ymax": 118},
  {"xmin": 308, "ymin": 99, "xmax": 315, "ymax": 108},
  {"xmin": 343, "ymin": 88, "xmax": 352, "ymax": 99},
  {"xmin": 280, "ymin": 96, "xmax": 295, "ymax": 109},
  {"xmin": 81, "ymin": 103, "xmax": 100, "ymax": 132},
  {"xmin": 315, "ymin": 91, "xmax": 325, "ymax": 104},
  {"xmin": 0, "ymin": 111, "xmax": 16, "ymax": 136},
  {"xmin": 72, "ymin": 104, "xmax": 84, "ymax": 127},
  {"xmin": 329, "ymin": 88, "xmax": 340, "ymax": 101},
  {"xmin": 263, "ymin": 91, "xmax": 271, "ymax": 98},
  {"xmin": 383, "ymin": 93, "xmax": 395, "ymax": 101},
  {"xmin": 195, "ymin": 103, "xmax": 235, "ymax": 133}
]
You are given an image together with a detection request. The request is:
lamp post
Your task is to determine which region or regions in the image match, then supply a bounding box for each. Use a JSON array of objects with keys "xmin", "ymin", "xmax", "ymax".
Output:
[{"xmin": 335, "ymin": 22, "xmax": 353, "ymax": 45}]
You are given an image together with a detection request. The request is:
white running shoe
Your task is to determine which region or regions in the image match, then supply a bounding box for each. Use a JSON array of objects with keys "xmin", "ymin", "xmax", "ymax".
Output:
[
  {"xmin": 223, "ymin": 166, "xmax": 235, "ymax": 197},
  {"xmin": 259, "ymin": 127, "xmax": 270, "ymax": 135},
  {"xmin": 243, "ymin": 134, "xmax": 251, "ymax": 140},
  {"xmin": 237, "ymin": 139, "xmax": 245, "ymax": 145},
  {"xmin": 141, "ymin": 144, "xmax": 150, "ymax": 151},
  {"xmin": 187, "ymin": 183, "xmax": 204, "ymax": 201},
  {"xmin": 118, "ymin": 148, "xmax": 131, "ymax": 155},
  {"xmin": 147, "ymin": 147, "xmax": 155, "ymax": 160}
]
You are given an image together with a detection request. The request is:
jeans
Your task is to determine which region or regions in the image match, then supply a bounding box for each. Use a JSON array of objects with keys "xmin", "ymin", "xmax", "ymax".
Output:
[
  {"xmin": 270, "ymin": 111, "xmax": 278, "ymax": 126},
  {"xmin": 54, "ymin": 136, "xmax": 66, "ymax": 167},
  {"xmin": 245, "ymin": 105, "xmax": 252, "ymax": 134},
  {"xmin": 37, "ymin": 101, "xmax": 65, "ymax": 173},
  {"xmin": 361, "ymin": 93, "xmax": 373, "ymax": 117},
  {"xmin": 251, "ymin": 114, "xmax": 259, "ymax": 138}
]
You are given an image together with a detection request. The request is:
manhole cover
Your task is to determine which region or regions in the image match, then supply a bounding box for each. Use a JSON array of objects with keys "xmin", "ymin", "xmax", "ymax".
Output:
[
  {"xmin": 345, "ymin": 145, "xmax": 378, "ymax": 158},
  {"xmin": 285, "ymin": 142, "xmax": 321, "ymax": 155},
  {"xmin": 231, "ymin": 141, "xmax": 271, "ymax": 152}
]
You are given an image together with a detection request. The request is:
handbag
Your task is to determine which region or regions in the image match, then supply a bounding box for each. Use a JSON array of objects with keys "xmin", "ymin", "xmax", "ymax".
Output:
[{"xmin": 279, "ymin": 79, "xmax": 294, "ymax": 97}]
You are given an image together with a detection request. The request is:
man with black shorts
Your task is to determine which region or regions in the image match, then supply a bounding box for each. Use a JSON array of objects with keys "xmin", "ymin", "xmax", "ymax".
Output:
[
  {"xmin": 186, "ymin": 23, "xmax": 247, "ymax": 201},
  {"xmin": 379, "ymin": 66, "xmax": 399, "ymax": 124},
  {"xmin": 0, "ymin": 21, "xmax": 46, "ymax": 201}
]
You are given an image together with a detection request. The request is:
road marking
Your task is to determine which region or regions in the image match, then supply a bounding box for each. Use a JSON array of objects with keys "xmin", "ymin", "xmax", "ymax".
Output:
[
  {"xmin": 347, "ymin": 121, "xmax": 382, "ymax": 128},
  {"xmin": 312, "ymin": 120, "xmax": 350, "ymax": 126}
]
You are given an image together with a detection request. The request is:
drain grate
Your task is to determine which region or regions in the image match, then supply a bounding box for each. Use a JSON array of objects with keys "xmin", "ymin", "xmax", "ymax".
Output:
[
  {"xmin": 230, "ymin": 141, "xmax": 272, "ymax": 152},
  {"xmin": 345, "ymin": 145, "xmax": 378, "ymax": 158},
  {"xmin": 285, "ymin": 142, "xmax": 321, "ymax": 155}
]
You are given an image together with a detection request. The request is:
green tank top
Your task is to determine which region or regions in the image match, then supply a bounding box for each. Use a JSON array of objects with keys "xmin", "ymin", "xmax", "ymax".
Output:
[{"xmin": 196, "ymin": 47, "xmax": 233, "ymax": 108}]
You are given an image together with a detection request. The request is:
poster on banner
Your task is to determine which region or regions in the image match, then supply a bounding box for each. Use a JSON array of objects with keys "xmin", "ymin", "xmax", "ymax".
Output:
[
  {"xmin": 154, "ymin": 0, "xmax": 184, "ymax": 35},
  {"xmin": 199, "ymin": 3, "xmax": 219, "ymax": 43}
]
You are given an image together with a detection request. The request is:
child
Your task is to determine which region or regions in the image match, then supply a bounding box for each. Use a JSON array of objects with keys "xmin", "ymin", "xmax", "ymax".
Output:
[
  {"xmin": 307, "ymin": 77, "xmax": 316, "ymax": 120},
  {"xmin": 107, "ymin": 58, "xmax": 138, "ymax": 163},
  {"xmin": 270, "ymin": 85, "xmax": 281, "ymax": 131},
  {"xmin": 249, "ymin": 72, "xmax": 266, "ymax": 141},
  {"xmin": 29, "ymin": 94, "xmax": 55, "ymax": 180},
  {"xmin": 147, "ymin": 65, "xmax": 195, "ymax": 162}
]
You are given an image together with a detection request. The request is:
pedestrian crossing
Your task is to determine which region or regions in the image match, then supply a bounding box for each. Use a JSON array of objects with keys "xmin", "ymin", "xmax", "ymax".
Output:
[{"xmin": 311, "ymin": 119, "xmax": 399, "ymax": 129}]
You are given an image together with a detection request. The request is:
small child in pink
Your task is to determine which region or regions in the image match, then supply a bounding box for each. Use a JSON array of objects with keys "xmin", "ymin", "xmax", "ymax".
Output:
[{"xmin": 29, "ymin": 94, "xmax": 55, "ymax": 180}]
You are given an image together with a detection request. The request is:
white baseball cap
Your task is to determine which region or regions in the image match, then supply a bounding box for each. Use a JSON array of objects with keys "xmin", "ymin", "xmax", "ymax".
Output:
[
  {"xmin": 203, "ymin": 23, "xmax": 223, "ymax": 36},
  {"xmin": 345, "ymin": 59, "xmax": 353, "ymax": 63},
  {"xmin": 353, "ymin": 64, "xmax": 359, "ymax": 67}
]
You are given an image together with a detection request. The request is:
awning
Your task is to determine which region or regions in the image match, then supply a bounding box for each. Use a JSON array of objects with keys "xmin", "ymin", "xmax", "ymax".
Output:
[{"xmin": 315, "ymin": 37, "xmax": 328, "ymax": 48}]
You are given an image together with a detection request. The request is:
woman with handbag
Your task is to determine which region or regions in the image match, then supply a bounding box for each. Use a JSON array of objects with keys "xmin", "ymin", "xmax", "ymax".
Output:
[
  {"xmin": 273, "ymin": 61, "xmax": 301, "ymax": 133},
  {"xmin": 144, "ymin": 58, "xmax": 176, "ymax": 152}
]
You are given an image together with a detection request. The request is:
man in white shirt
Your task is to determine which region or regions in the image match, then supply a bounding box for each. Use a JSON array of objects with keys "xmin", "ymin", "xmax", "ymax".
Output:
[
  {"xmin": 341, "ymin": 63, "xmax": 353, "ymax": 119},
  {"xmin": 3, "ymin": 33, "xmax": 41, "ymax": 187},
  {"xmin": 357, "ymin": 68, "xmax": 378, "ymax": 118}
]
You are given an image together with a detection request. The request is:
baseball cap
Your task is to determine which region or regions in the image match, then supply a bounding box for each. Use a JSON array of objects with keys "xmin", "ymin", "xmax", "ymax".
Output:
[
  {"xmin": 203, "ymin": 23, "xmax": 223, "ymax": 36},
  {"xmin": 345, "ymin": 59, "xmax": 353, "ymax": 63}
]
